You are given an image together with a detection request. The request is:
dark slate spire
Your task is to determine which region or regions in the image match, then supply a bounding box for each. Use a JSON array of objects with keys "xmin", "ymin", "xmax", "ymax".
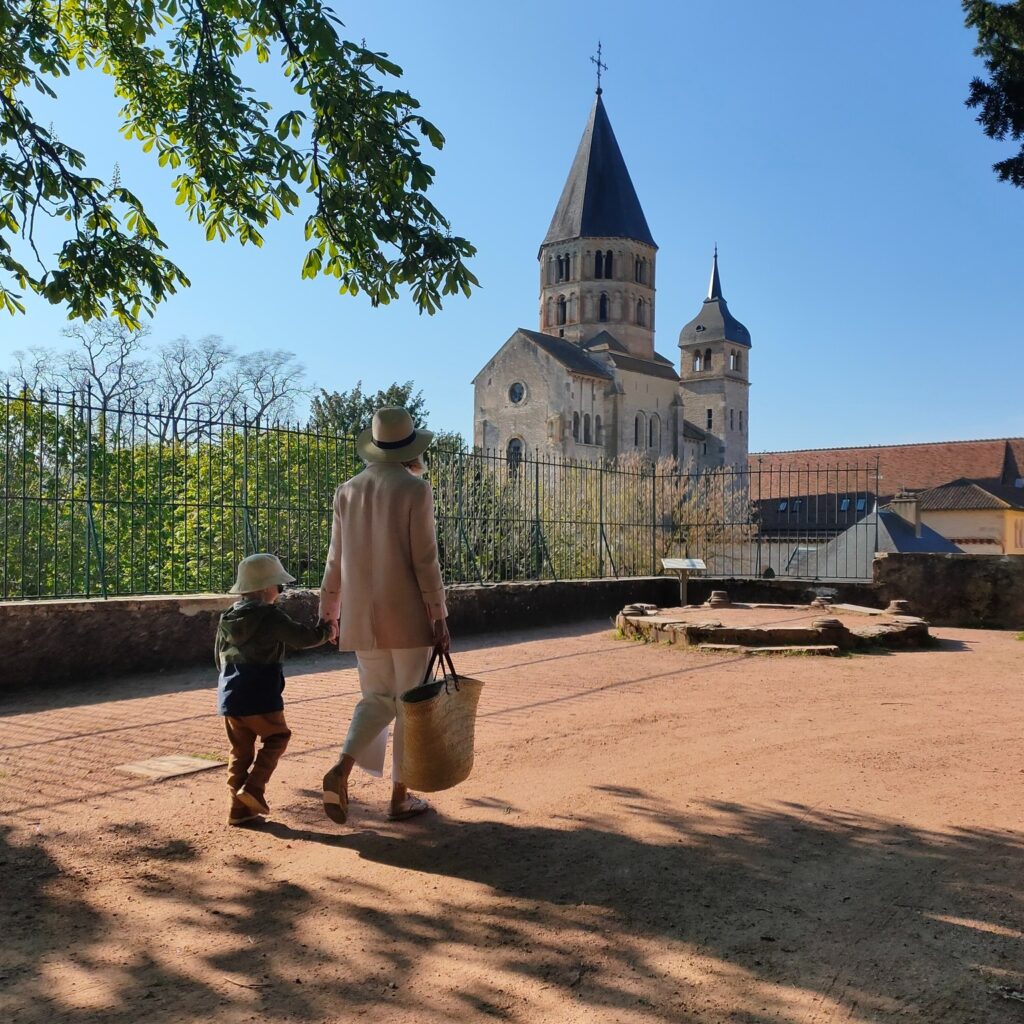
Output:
[
  {"xmin": 542, "ymin": 93, "xmax": 655, "ymax": 248},
  {"xmin": 707, "ymin": 245, "xmax": 722, "ymax": 299},
  {"xmin": 679, "ymin": 249, "xmax": 751, "ymax": 349}
]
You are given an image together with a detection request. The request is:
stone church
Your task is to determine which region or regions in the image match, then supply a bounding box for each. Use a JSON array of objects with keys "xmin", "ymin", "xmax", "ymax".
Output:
[{"xmin": 473, "ymin": 88, "xmax": 752, "ymax": 469}]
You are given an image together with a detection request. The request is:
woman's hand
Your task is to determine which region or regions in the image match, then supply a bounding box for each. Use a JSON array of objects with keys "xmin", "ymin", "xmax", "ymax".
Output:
[{"xmin": 432, "ymin": 616, "xmax": 451, "ymax": 653}]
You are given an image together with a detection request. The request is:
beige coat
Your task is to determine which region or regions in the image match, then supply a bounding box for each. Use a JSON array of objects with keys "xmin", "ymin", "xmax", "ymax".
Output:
[{"xmin": 319, "ymin": 462, "xmax": 447, "ymax": 651}]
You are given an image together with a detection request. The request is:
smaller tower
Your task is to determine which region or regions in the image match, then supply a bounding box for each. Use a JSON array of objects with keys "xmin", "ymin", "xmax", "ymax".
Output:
[{"xmin": 678, "ymin": 249, "xmax": 751, "ymax": 467}]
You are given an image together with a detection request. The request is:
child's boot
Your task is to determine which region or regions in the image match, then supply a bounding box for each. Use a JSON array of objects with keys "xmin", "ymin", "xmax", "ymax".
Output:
[
  {"xmin": 236, "ymin": 786, "xmax": 270, "ymax": 817},
  {"xmin": 228, "ymin": 795, "xmax": 262, "ymax": 826}
]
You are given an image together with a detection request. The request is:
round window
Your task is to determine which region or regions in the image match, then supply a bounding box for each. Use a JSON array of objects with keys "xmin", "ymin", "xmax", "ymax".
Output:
[{"xmin": 508, "ymin": 382, "xmax": 526, "ymax": 404}]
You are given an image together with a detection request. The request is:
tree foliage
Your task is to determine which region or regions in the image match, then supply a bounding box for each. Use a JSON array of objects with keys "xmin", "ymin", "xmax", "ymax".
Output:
[
  {"xmin": 0, "ymin": 0, "xmax": 477, "ymax": 325},
  {"xmin": 308, "ymin": 380, "xmax": 427, "ymax": 436},
  {"xmin": 964, "ymin": 0, "xmax": 1024, "ymax": 188}
]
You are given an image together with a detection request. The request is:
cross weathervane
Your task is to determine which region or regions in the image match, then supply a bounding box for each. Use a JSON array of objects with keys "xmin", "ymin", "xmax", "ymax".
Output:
[{"xmin": 590, "ymin": 42, "xmax": 608, "ymax": 94}]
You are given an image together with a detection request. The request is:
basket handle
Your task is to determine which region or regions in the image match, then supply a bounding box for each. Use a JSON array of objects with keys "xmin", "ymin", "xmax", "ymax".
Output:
[{"xmin": 422, "ymin": 646, "xmax": 460, "ymax": 691}]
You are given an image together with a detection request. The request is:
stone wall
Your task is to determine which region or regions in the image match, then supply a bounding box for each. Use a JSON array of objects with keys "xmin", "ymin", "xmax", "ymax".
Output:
[
  {"xmin": 0, "ymin": 577, "xmax": 679, "ymax": 690},
  {"xmin": 5, "ymin": 557, "xmax": 1020, "ymax": 690},
  {"xmin": 873, "ymin": 552, "xmax": 1024, "ymax": 628},
  {"xmin": 684, "ymin": 577, "xmax": 881, "ymax": 608}
]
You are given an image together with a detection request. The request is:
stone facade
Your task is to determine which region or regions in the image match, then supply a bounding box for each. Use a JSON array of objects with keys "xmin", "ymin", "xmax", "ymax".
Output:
[
  {"xmin": 678, "ymin": 339, "xmax": 750, "ymax": 467},
  {"xmin": 539, "ymin": 237, "xmax": 657, "ymax": 357}
]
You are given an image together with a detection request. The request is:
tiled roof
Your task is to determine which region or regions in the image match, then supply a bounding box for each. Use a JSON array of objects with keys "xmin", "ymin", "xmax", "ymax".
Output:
[
  {"xmin": 581, "ymin": 330, "xmax": 628, "ymax": 354},
  {"xmin": 542, "ymin": 93, "xmax": 656, "ymax": 248},
  {"xmin": 515, "ymin": 329, "xmax": 613, "ymax": 380},
  {"xmin": 917, "ymin": 478, "xmax": 1024, "ymax": 511},
  {"xmin": 750, "ymin": 438, "xmax": 1024, "ymax": 499},
  {"xmin": 682, "ymin": 419, "xmax": 708, "ymax": 442},
  {"xmin": 605, "ymin": 350, "xmax": 680, "ymax": 381},
  {"xmin": 754, "ymin": 492, "xmax": 877, "ymax": 536},
  {"xmin": 786, "ymin": 510, "xmax": 961, "ymax": 579}
]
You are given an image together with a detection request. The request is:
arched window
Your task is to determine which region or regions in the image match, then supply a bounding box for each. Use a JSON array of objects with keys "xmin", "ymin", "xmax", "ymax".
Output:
[
  {"xmin": 599, "ymin": 292, "xmax": 609, "ymax": 322},
  {"xmin": 735, "ymin": 352, "xmax": 742, "ymax": 373},
  {"xmin": 705, "ymin": 348, "xmax": 712, "ymax": 370},
  {"xmin": 636, "ymin": 298, "xmax": 645, "ymax": 326},
  {"xmin": 729, "ymin": 351, "xmax": 736, "ymax": 371},
  {"xmin": 634, "ymin": 412, "xmax": 646, "ymax": 448},
  {"xmin": 595, "ymin": 415, "xmax": 604, "ymax": 446},
  {"xmin": 584, "ymin": 413, "xmax": 592, "ymax": 444},
  {"xmin": 692, "ymin": 351, "xmax": 702, "ymax": 372},
  {"xmin": 506, "ymin": 438, "xmax": 524, "ymax": 471},
  {"xmin": 649, "ymin": 413, "xmax": 661, "ymax": 451},
  {"xmin": 556, "ymin": 295, "xmax": 567, "ymax": 325},
  {"xmin": 565, "ymin": 252, "xmax": 573, "ymax": 280},
  {"xmin": 605, "ymin": 250, "xmax": 614, "ymax": 278},
  {"xmin": 739, "ymin": 410, "xmax": 744, "ymax": 433},
  {"xmin": 572, "ymin": 412, "xmax": 580, "ymax": 441},
  {"xmin": 594, "ymin": 250, "xmax": 604, "ymax": 278}
]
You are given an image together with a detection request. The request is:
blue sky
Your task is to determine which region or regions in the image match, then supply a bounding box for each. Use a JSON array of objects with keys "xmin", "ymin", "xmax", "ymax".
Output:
[{"xmin": 1, "ymin": 1, "xmax": 1021, "ymax": 451}]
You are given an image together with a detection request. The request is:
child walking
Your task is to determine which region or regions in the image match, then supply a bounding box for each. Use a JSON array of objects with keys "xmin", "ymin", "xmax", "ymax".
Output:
[{"xmin": 216, "ymin": 553, "xmax": 333, "ymax": 825}]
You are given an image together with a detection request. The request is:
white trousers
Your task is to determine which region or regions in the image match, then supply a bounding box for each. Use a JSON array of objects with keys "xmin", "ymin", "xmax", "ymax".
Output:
[{"xmin": 342, "ymin": 646, "xmax": 433, "ymax": 782}]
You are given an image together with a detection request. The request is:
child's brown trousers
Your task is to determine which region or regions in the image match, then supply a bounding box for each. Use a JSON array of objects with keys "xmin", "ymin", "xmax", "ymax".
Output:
[{"xmin": 224, "ymin": 711, "xmax": 291, "ymax": 798}]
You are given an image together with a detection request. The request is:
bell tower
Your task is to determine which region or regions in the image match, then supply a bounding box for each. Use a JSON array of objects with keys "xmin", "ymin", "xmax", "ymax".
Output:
[
  {"xmin": 679, "ymin": 249, "xmax": 752, "ymax": 467},
  {"xmin": 538, "ymin": 83, "xmax": 657, "ymax": 359}
]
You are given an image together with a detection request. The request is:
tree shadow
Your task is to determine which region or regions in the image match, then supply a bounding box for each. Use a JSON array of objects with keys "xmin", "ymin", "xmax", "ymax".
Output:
[
  {"xmin": 4, "ymin": 798, "xmax": 1022, "ymax": 1022},
  {"xmin": 0, "ymin": 618, "xmax": 614, "ymax": 718}
]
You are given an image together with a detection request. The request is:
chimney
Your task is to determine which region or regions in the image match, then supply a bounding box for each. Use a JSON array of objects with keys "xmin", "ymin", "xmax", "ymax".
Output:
[{"xmin": 888, "ymin": 491, "xmax": 921, "ymax": 538}]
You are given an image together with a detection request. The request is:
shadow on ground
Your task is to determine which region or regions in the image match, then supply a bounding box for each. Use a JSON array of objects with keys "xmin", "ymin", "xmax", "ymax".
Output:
[
  {"xmin": 2, "ymin": 795, "xmax": 1022, "ymax": 1022},
  {"xmin": 0, "ymin": 621, "xmax": 613, "ymax": 718}
]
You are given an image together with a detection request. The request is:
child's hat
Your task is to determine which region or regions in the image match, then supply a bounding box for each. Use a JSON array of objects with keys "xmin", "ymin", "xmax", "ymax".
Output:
[{"xmin": 230, "ymin": 553, "xmax": 296, "ymax": 594}]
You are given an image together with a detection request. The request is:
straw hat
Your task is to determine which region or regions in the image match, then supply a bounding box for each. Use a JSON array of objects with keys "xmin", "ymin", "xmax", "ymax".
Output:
[
  {"xmin": 229, "ymin": 553, "xmax": 296, "ymax": 594},
  {"xmin": 356, "ymin": 407, "xmax": 433, "ymax": 464}
]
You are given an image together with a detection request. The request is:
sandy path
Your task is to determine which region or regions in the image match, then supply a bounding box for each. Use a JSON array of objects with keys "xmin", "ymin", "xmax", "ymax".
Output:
[{"xmin": 1, "ymin": 621, "xmax": 1021, "ymax": 1023}]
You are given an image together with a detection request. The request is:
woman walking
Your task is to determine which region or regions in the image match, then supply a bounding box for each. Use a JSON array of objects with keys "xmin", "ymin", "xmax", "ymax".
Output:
[{"xmin": 319, "ymin": 407, "xmax": 449, "ymax": 823}]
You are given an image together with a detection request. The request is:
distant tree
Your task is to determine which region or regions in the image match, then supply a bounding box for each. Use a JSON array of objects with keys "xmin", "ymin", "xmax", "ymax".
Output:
[
  {"xmin": 4, "ymin": 321, "xmax": 305, "ymax": 433},
  {"xmin": 7, "ymin": 346, "xmax": 56, "ymax": 395},
  {"xmin": 58, "ymin": 321, "xmax": 152, "ymax": 409},
  {"xmin": 150, "ymin": 335, "xmax": 236, "ymax": 438},
  {"xmin": 308, "ymin": 381, "xmax": 428, "ymax": 437},
  {"xmin": 227, "ymin": 350, "xmax": 308, "ymax": 424},
  {"xmin": 964, "ymin": 0, "xmax": 1024, "ymax": 188},
  {"xmin": 7, "ymin": 320, "xmax": 151, "ymax": 409},
  {"xmin": 432, "ymin": 429, "xmax": 467, "ymax": 452},
  {"xmin": 0, "ymin": 1, "xmax": 477, "ymax": 325}
]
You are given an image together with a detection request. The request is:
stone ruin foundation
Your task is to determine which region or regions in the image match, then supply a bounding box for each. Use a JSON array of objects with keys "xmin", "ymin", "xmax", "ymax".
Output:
[{"xmin": 616, "ymin": 592, "xmax": 934, "ymax": 656}]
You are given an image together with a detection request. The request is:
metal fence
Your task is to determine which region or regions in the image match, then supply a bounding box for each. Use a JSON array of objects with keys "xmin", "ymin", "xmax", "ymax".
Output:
[
  {"xmin": 677, "ymin": 459, "xmax": 882, "ymax": 581},
  {"xmin": 0, "ymin": 388, "xmax": 882, "ymax": 600}
]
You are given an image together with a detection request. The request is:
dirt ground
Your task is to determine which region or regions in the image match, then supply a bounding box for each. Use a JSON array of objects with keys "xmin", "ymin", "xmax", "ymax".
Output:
[{"xmin": 1, "ymin": 620, "xmax": 1022, "ymax": 1023}]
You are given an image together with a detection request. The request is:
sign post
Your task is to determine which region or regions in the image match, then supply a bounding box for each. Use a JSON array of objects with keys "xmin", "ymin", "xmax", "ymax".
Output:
[{"xmin": 661, "ymin": 557, "xmax": 707, "ymax": 606}]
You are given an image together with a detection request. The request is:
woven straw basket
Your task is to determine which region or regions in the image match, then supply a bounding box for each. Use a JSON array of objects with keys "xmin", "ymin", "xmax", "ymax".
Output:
[{"xmin": 398, "ymin": 652, "xmax": 484, "ymax": 793}]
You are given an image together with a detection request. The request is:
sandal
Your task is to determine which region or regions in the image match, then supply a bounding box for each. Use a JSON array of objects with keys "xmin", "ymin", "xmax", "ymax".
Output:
[
  {"xmin": 322, "ymin": 767, "xmax": 349, "ymax": 824},
  {"xmin": 388, "ymin": 795, "xmax": 431, "ymax": 821}
]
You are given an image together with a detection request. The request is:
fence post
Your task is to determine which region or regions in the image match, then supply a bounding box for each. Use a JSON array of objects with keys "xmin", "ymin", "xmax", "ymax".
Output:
[
  {"xmin": 82, "ymin": 387, "xmax": 108, "ymax": 598},
  {"xmin": 651, "ymin": 465, "xmax": 657, "ymax": 575},
  {"xmin": 533, "ymin": 457, "xmax": 541, "ymax": 579},
  {"xmin": 598, "ymin": 461, "xmax": 604, "ymax": 578}
]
